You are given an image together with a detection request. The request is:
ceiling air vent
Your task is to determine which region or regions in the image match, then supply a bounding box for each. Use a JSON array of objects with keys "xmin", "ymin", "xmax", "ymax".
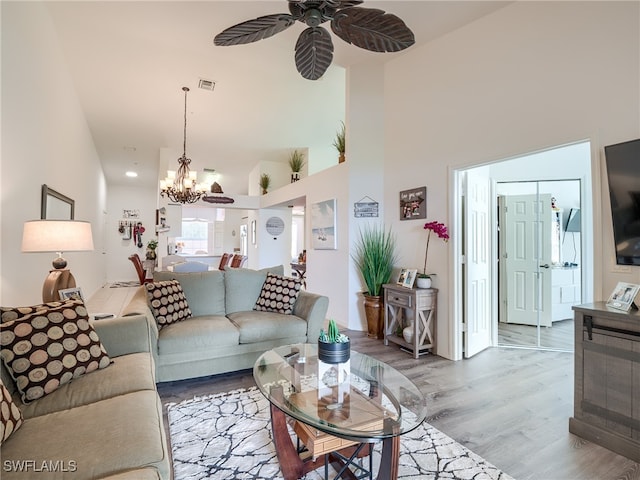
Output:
[{"xmin": 198, "ymin": 79, "xmax": 216, "ymax": 91}]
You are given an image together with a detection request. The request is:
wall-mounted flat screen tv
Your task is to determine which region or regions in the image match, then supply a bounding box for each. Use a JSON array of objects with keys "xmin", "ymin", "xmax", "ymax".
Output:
[{"xmin": 604, "ymin": 138, "xmax": 640, "ymax": 266}]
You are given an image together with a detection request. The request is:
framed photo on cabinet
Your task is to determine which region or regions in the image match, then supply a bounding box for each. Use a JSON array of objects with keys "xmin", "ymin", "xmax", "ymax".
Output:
[{"xmin": 606, "ymin": 282, "xmax": 639, "ymax": 311}]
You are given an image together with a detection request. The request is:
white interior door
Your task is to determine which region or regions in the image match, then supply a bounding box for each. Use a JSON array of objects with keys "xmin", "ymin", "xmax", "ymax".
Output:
[
  {"xmin": 502, "ymin": 194, "xmax": 552, "ymax": 327},
  {"xmin": 464, "ymin": 168, "xmax": 492, "ymax": 358}
]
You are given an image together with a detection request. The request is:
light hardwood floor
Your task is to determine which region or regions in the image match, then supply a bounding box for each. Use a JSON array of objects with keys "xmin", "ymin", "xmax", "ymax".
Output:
[
  {"xmin": 156, "ymin": 330, "xmax": 639, "ymax": 480},
  {"xmin": 498, "ymin": 318, "xmax": 574, "ymax": 351}
]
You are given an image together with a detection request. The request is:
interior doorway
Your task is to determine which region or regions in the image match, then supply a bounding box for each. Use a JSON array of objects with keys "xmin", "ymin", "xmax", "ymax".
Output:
[{"xmin": 454, "ymin": 141, "xmax": 593, "ymax": 358}]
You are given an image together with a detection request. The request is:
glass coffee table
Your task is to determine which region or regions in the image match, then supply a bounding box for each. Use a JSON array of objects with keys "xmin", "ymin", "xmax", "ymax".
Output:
[{"xmin": 253, "ymin": 343, "xmax": 427, "ymax": 480}]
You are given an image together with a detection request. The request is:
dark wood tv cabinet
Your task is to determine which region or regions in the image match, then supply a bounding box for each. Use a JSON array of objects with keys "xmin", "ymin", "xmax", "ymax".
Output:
[{"xmin": 570, "ymin": 302, "xmax": 640, "ymax": 462}]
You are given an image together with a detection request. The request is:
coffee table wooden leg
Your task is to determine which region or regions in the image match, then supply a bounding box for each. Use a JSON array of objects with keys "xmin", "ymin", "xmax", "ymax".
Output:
[
  {"xmin": 270, "ymin": 401, "xmax": 305, "ymax": 480},
  {"xmin": 377, "ymin": 434, "xmax": 400, "ymax": 480}
]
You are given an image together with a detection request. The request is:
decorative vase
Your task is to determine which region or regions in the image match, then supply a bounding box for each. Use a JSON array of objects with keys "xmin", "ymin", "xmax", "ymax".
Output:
[
  {"xmin": 402, "ymin": 325, "xmax": 414, "ymax": 344},
  {"xmin": 318, "ymin": 340, "xmax": 350, "ymax": 364},
  {"xmin": 338, "ymin": 153, "xmax": 346, "ymax": 164},
  {"xmin": 291, "ymin": 172, "xmax": 300, "ymax": 183},
  {"xmin": 363, "ymin": 294, "xmax": 384, "ymax": 339},
  {"xmin": 416, "ymin": 277, "xmax": 432, "ymax": 289}
]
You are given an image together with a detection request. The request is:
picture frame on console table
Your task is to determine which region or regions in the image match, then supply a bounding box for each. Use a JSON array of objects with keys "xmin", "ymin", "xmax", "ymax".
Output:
[
  {"xmin": 396, "ymin": 268, "xmax": 417, "ymax": 288},
  {"xmin": 59, "ymin": 287, "xmax": 85, "ymax": 303},
  {"xmin": 606, "ymin": 282, "xmax": 639, "ymax": 312}
]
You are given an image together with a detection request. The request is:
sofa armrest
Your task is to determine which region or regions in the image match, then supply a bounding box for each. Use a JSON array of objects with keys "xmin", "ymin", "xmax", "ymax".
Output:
[
  {"xmin": 91, "ymin": 314, "xmax": 152, "ymax": 357},
  {"xmin": 293, "ymin": 291, "xmax": 329, "ymax": 341}
]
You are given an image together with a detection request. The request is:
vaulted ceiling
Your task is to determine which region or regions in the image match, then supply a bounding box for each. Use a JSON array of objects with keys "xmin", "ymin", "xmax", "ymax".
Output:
[{"xmin": 45, "ymin": 1, "xmax": 509, "ymax": 194}]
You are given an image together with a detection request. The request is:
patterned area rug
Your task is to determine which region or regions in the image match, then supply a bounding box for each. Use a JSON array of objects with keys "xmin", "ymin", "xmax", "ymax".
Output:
[{"xmin": 167, "ymin": 388, "xmax": 514, "ymax": 480}]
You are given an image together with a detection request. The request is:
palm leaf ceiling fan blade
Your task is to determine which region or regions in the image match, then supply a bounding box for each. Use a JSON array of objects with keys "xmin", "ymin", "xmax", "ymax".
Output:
[
  {"xmin": 214, "ymin": 14, "xmax": 295, "ymax": 46},
  {"xmin": 213, "ymin": 1, "xmax": 414, "ymax": 79},
  {"xmin": 331, "ymin": 7, "xmax": 415, "ymax": 52},
  {"xmin": 295, "ymin": 27, "xmax": 334, "ymax": 80}
]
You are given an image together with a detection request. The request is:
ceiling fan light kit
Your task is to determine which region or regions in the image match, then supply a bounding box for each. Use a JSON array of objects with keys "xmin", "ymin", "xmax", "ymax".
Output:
[{"xmin": 214, "ymin": 0, "xmax": 415, "ymax": 80}]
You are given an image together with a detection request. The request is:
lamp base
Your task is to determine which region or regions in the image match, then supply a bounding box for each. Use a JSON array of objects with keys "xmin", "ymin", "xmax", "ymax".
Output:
[{"xmin": 43, "ymin": 269, "xmax": 76, "ymax": 303}]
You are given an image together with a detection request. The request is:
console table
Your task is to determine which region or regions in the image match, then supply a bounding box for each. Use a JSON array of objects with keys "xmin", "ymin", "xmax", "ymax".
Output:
[
  {"xmin": 383, "ymin": 284, "xmax": 437, "ymax": 358},
  {"xmin": 570, "ymin": 302, "xmax": 640, "ymax": 462}
]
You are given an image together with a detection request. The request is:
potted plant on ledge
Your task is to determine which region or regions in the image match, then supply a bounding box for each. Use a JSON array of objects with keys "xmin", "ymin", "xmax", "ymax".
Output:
[
  {"xmin": 352, "ymin": 224, "xmax": 397, "ymax": 339},
  {"xmin": 259, "ymin": 173, "xmax": 271, "ymax": 195},
  {"xmin": 318, "ymin": 319, "xmax": 350, "ymax": 363},
  {"xmin": 333, "ymin": 121, "xmax": 346, "ymax": 164},
  {"xmin": 417, "ymin": 220, "xmax": 449, "ymax": 288},
  {"xmin": 288, "ymin": 150, "xmax": 305, "ymax": 183}
]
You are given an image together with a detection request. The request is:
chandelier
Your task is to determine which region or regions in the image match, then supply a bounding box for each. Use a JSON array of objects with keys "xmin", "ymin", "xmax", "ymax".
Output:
[{"xmin": 160, "ymin": 87, "xmax": 206, "ymax": 204}]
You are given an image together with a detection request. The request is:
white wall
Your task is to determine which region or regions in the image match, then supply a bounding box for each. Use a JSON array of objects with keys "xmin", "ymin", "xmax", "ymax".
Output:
[
  {"xmin": 383, "ymin": 1, "xmax": 640, "ymax": 359},
  {"xmin": 1, "ymin": 2, "xmax": 107, "ymax": 305},
  {"xmin": 262, "ymin": 163, "xmax": 350, "ymax": 327}
]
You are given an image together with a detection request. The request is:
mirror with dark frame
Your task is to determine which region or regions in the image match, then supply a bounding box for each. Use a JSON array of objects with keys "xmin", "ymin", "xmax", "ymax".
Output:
[{"xmin": 41, "ymin": 184, "xmax": 75, "ymax": 220}]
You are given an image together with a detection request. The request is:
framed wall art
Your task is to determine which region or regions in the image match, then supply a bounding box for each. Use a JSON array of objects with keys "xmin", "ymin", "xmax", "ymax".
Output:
[
  {"xmin": 311, "ymin": 199, "xmax": 337, "ymax": 250},
  {"xmin": 41, "ymin": 184, "xmax": 75, "ymax": 220},
  {"xmin": 399, "ymin": 186, "xmax": 426, "ymax": 220}
]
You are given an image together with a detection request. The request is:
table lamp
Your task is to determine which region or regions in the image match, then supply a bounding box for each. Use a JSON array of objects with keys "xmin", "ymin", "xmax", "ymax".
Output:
[{"xmin": 21, "ymin": 220, "xmax": 94, "ymax": 302}]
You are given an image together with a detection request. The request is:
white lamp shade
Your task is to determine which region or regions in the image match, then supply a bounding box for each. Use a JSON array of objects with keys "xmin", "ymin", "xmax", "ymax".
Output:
[{"xmin": 22, "ymin": 220, "xmax": 94, "ymax": 253}]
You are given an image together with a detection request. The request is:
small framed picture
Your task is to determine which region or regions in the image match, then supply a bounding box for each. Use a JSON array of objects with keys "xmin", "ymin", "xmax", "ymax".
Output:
[
  {"xmin": 59, "ymin": 287, "xmax": 85, "ymax": 303},
  {"xmin": 606, "ymin": 282, "xmax": 640, "ymax": 312},
  {"xmin": 399, "ymin": 186, "xmax": 426, "ymax": 221},
  {"xmin": 396, "ymin": 268, "xmax": 417, "ymax": 289}
]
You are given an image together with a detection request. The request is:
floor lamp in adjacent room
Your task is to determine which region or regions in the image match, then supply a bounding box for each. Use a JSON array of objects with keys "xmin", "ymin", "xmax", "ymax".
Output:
[{"xmin": 21, "ymin": 220, "xmax": 94, "ymax": 303}]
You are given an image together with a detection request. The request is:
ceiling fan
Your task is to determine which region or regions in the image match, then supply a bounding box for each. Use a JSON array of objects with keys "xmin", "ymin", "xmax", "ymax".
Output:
[{"xmin": 214, "ymin": 1, "xmax": 415, "ymax": 80}]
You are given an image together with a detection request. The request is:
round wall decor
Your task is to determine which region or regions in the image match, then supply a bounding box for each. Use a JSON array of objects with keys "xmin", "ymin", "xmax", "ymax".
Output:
[{"xmin": 265, "ymin": 216, "xmax": 285, "ymax": 236}]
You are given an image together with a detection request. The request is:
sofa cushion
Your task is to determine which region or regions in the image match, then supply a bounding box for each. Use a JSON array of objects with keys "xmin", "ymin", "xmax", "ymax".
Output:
[
  {"xmin": 20, "ymin": 352, "xmax": 156, "ymax": 419},
  {"xmin": 254, "ymin": 273, "xmax": 303, "ymax": 315},
  {"xmin": 0, "ymin": 390, "xmax": 170, "ymax": 480},
  {"xmin": 145, "ymin": 280, "xmax": 192, "ymax": 330},
  {"xmin": 0, "ymin": 379, "xmax": 22, "ymax": 445},
  {"xmin": 158, "ymin": 316, "xmax": 239, "ymax": 355},
  {"xmin": 0, "ymin": 300, "xmax": 111, "ymax": 404},
  {"xmin": 153, "ymin": 270, "xmax": 225, "ymax": 317},
  {"xmin": 224, "ymin": 265, "xmax": 284, "ymax": 314},
  {"xmin": 227, "ymin": 311, "xmax": 308, "ymax": 344}
]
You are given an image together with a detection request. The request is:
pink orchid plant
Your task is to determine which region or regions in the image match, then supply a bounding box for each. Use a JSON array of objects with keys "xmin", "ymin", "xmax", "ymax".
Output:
[{"xmin": 421, "ymin": 221, "xmax": 449, "ymax": 277}]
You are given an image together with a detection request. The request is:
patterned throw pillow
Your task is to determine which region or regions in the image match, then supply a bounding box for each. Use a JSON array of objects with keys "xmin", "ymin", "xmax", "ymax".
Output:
[
  {"xmin": 0, "ymin": 301, "xmax": 68, "ymax": 323},
  {"xmin": 254, "ymin": 273, "xmax": 303, "ymax": 315},
  {"xmin": 0, "ymin": 300, "xmax": 111, "ymax": 404},
  {"xmin": 0, "ymin": 379, "xmax": 23, "ymax": 445},
  {"xmin": 145, "ymin": 280, "xmax": 192, "ymax": 330}
]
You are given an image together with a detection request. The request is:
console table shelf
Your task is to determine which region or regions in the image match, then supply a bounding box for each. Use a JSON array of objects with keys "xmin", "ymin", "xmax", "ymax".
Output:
[
  {"xmin": 570, "ymin": 302, "xmax": 640, "ymax": 463},
  {"xmin": 383, "ymin": 284, "xmax": 437, "ymax": 358}
]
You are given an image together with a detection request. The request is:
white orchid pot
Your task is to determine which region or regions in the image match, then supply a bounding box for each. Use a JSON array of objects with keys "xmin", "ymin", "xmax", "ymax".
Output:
[{"xmin": 416, "ymin": 277, "xmax": 432, "ymax": 289}]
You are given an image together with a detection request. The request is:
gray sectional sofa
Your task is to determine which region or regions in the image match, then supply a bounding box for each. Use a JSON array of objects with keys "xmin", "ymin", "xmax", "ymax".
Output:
[
  {"xmin": 0, "ymin": 266, "xmax": 328, "ymax": 479},
  {"xmin": 123, "ymin": 265, "xmax": 329, "ymax": 382},
  {"xmin": 0, "ymin": 310, "xmax": 170, "ymax": 480}
]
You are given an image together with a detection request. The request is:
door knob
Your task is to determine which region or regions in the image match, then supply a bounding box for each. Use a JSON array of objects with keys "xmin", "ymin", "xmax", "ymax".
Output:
[{"xmin": 539, "ymin": 264, "xmax": 550, "ymax": 269}]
